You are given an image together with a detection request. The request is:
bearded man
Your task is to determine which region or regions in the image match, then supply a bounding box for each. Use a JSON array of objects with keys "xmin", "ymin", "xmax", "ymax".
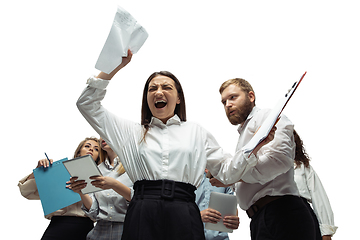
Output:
[{"xmin": 211, "ymin": 78, "xmax": 321, "ymax": 240}]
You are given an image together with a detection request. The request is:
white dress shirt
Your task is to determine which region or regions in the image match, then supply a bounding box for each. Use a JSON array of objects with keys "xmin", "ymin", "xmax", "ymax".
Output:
[
  {"xmin": 77, "ymin": 77, "xmax": 258, "ymax": 188},
  {"xmin": 82, "ymin": 157, "xmax": 133, "ymax": 222},
  {"xmin": 294, "ymin": 163, "xmax": 338, "ymax": 236},
  {"xmin": 233, "ymin": 106, "xmax": 299, "ymax": 210}
]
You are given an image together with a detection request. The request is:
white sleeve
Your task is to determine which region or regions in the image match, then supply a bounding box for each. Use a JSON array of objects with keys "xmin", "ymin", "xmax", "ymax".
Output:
[
  {"xmin": 18, "ymin": 174, "xmax": 40, "ymax": 200},
  {"xmin": 306, "ymin": 165, "xmax": 338, "ymax": 236},
  {"xmin": 240, "ymin": 114, "xmax": 295, "ymax": 185},
  {"xmin": 204, "ymin": 127, "xmax": 257, "ymax": 185},
  {"xmin": 76, "ymin": 77, "xmax": 142, "ymax": 181}
]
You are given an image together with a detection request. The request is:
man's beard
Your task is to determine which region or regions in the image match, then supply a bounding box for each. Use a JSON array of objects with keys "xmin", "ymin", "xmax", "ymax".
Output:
[{"xmin": 227, "ymin": 99, "xmax": 253, "ymax": 125}]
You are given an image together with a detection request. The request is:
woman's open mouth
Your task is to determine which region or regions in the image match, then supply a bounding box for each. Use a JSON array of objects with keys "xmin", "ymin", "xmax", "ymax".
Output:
[{"xmin": 155, "ymin": 100, "xmax": 167, "ymax": 108}]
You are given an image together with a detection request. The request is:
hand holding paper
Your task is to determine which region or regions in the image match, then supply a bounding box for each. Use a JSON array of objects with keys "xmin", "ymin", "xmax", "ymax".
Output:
[
  {"xmin": 251, "ymin": 124, "xmax": 277, "ymax": 156},
  {"xmin": 96, "ymin": 50, "xmax": 133, "ymax": 80},
  {"xmin": 95, "ymin": 6, "xmax": 148, "ymax": 74},
  {"xmin": 242, "ymin": 72, "xmax": 306, "ymax": 156}
]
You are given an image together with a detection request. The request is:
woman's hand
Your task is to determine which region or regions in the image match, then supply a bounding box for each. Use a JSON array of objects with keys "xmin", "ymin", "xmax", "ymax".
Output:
[
  {"xmin": 97, "ymin": 49, "xmax": 133, "ymax": 80},
  {"xmin": 90, "ymin": 176, "xmax": 117, "ymax": 190},
  {"xmin": 91, "ymin": 176, "xmax": 132, "ymax": 201},
  {"xmin": 36, "ymin": 158, "xmax": 53, "ymax": 168},
  {"xmin": 66, "ymin": 177, "xmax": 87, "ymax": 194},
  {"xmin": 27, "ymin": 158, "xmax": 54, "ymax": 180}
]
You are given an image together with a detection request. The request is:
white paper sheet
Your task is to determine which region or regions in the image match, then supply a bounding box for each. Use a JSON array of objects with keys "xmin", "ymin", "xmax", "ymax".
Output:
[
  {"xmin": 95, "ymin": 6, "xmax": 149, "ymax": 74},
  {"xmin": 242, "ymin": 72, "xmax": 306, "ymax": 155}
]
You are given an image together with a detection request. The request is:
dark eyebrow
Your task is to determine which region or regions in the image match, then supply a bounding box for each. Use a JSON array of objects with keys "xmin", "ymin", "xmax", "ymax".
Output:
[
  {"xmin": 85, "ymin": 142, "xmax": 99, "ymax": 148},
  {"xmin": 162, "ymin": 83, "xmax": 174, "ymax": 88}
]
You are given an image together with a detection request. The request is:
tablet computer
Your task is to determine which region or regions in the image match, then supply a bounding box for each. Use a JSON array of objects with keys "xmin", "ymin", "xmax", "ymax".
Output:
[
  {"xmin": 63, "ymin": 155, "xmax": 103, "ymax": 194},
  {"xmin": 205, "ymin": 192, "xmax": 237, "ymax": 233}
]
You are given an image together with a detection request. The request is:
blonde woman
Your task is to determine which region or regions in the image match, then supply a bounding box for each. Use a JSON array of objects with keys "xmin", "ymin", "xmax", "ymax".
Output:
[
  {"xmin": 67, "ymin": 137, "xmax": 133, "ymax": 240},
  {"xmin": 18, "ymin": 137, "xmax": 102, "ymax": 240}
]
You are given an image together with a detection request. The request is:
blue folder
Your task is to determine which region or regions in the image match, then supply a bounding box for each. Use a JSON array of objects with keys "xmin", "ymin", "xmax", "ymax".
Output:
[{"xmin": 33, "ymin": 158, "xmax": 81, "ymax": 216}]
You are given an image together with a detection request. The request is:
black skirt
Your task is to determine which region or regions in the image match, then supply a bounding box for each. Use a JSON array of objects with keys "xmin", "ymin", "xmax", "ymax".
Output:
[
  {"xmin": 41, "ymin": 216, "xmax": 94, "ymax": 240},
  {"xmin": 121, "ymin": 179, "xmax": 205, "ymax": 240}
]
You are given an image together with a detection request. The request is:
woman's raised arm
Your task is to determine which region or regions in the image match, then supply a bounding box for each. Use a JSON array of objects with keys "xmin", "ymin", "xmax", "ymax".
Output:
[{"xmin": 97, "ymin": 50, "xmax": 133, "ymax": 80}]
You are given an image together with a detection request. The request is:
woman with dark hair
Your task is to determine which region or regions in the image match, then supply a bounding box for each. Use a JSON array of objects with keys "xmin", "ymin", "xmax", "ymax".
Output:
[
  {"xmin": 76, "ymin": 51, "xmax": 274, "ymax": 240},
  {"xmin": 293, "ymin": 130, "xmax": 338, "ymax": 240},
  {"xmin": 18, "ymin": 137, "xmax": 101, "ymax": 240}
]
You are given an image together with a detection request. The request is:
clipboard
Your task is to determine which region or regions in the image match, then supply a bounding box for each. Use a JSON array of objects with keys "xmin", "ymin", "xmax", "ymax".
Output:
[
  {"xmin": 204, "ymin": 192, "xmax": 237, "ymax": 233},
  {"xmin": 33, "ymin": 158, "xmax": 81, "ymax": 216},
  {"xmin": 242, "ymin": 71, "xmax": 307, "ymax": 155},
  {"xmin": 62, "ymin": 155, "xmax": 103, "ymax": 194}
]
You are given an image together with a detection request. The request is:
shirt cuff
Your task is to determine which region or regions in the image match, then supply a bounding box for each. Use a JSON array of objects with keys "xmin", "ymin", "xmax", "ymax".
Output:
[
  {"xmin": 81, "ymin": 195, "xmax": 98, "ymax": 220},
  {"xmin": 244, "ymin": 151, "xmax": 258, "ymax": 167},
  {"xmin": 320, "ymin": 224, "xmax": 338, "ymax": 237},
  {"xmin": 86, "ymin": 76, "xmax": 110, "ymax": 90}
]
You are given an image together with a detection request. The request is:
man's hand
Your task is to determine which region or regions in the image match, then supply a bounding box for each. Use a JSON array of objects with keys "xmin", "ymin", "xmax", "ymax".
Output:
[
  {"xmin": 209, "ymin": 178, "xmax": 238, "ymax": 187},
  {"xmin": 223, "ymin": 215, "xmax": 240, "ymax": 230},
  {"xmin": 200, "ymin": 208, "xmax": 222, "ymax": 224},
  {"xmin": 252, "ymin": 125, "xmax": 277, "ymax": 155}
]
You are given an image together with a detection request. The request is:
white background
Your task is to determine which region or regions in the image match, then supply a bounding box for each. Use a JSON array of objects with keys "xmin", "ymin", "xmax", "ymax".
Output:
[{"xmin": 2, "ymin": 0, "xmax": 358, "ymax": 239}]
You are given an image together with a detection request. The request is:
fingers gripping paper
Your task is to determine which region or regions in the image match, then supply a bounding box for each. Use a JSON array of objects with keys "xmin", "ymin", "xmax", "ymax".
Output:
[
  {"xmin": 242, "ymin": 72, "xmax": 306, "ymax": 155},
  {"xmin": 95, "ymin": 6, "xmax": 149, "ymax": 74}
]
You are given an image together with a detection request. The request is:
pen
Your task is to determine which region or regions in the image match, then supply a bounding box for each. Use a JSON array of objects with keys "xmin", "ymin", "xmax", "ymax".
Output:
[{"xmin": 44, "ymin": 152, "xmax": 52, "ymax": 166}]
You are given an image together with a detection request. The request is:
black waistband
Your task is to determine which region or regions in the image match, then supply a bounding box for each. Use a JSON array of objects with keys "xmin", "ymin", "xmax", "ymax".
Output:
[
  {"xmin": 133, "ymin": 179, "xmax": 196, "ymax": 202},
  {"xmin": 50, "ymin": 216, "xmax": 93, "ymax": 224}
]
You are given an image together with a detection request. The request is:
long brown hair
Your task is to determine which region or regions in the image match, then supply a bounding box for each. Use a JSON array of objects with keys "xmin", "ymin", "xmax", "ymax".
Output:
[
  {"xmin": 73, "ymin": 137, "xmax": 105, "ymax": 165},
  {"xmin": 140, "ymin": 71, "xmax": 186, "ymax": 141},
  {"xmin": 294, "ymin": 130, "xmax": 310, "ymax": 168}
]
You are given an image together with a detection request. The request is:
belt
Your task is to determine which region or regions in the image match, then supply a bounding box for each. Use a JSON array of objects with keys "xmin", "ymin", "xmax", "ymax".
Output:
[
  {"xmin": 133, "ymin": 179, "xmax": 196, "ymax": 202},
  {"xmin": 246, "ymin": 195, "xmax": 282, "ymax": 218}
]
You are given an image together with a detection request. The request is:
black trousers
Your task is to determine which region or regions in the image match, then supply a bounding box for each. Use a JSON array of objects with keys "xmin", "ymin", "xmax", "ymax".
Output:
[
  {"xmin": 41, "ymin": 216, "xmax": 94, "ymax": 240},
  {"xmin": 250, "ymin": 195, "xmax": 321, "ymax": 240},
  {"xmin": 121, "ymin": 179, "xmax": 205, "ymax": 240},
  {"xmin": 301, "ymin": 197, "xmax": 322, "ymax": 239}
]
